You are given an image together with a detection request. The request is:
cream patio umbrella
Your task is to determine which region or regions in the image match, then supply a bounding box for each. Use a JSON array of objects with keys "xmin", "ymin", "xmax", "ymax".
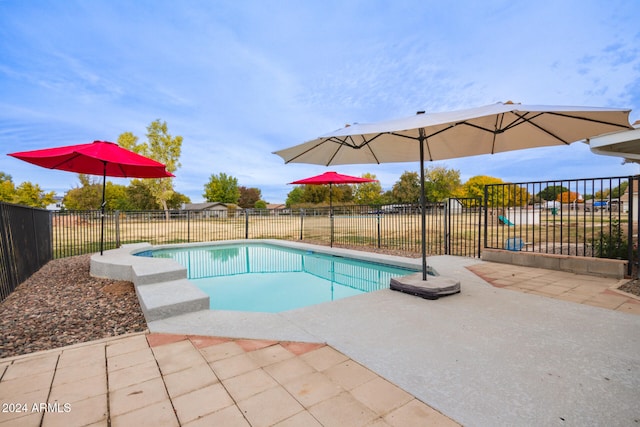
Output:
[{"xmin": 274, "ymin": 102, "xmax": 632, "ymax": 281}]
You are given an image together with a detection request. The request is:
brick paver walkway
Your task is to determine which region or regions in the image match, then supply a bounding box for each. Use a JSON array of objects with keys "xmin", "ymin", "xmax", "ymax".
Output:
[
  {"xmin": 0, "ymin": 332, "xmax": 459, "ymax": 426},
  {"xmin": 467, "ymin": 263, "xmax": 640, "ymax": 315}
]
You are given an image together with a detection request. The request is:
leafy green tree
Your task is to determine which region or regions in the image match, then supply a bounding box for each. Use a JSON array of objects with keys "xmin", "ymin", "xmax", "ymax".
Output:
[
  {"xmin": 63, "ymin": 175, "xmax": 102, "ymax": 210},
  {"xmin": 118, "ymin": 120, "xmax": 182, "ymax": 213},
  {"xmin": 460, "ymin": 176, "xmax": 529, "ymax": 207},
  {"xmin": 63, "ymin": 174, "xmax": 131, "ymax": 211},
  {"xmin": 238, "ymin": 186, "xmax": 262, "ymax": 208},
  {"xmin": 353, "ymin": 173, "xmax": 383, "ymax": 205},
  {"xmin": 105, "ymin": 182, "xmax": 132, "ymax": 211},
  {"xmin": 166, "ymin": 191, "xmax": 191, "ymax": 209},
  {"xmin": 460, "ymin": 175, "xmax": 505, "ymax": 206},
  {"xmin": 126, "ymin": 180, "xmax": 158, "ymax": 210},
  {"xmin": 594, "ymin": 189, "xmax": 611, "ymax": 200},
  {"xmin": 329, "ymin": 184, "xmax": 353, "ymax": 204},
  {"xmin": 537, "ymin": 185, "xmax": 568, "ymax": 202},
  {"xmin": 254, "ymin": 200, "xmax": 267, "ymax": 209},
  {"xmin": 13, "ymin": 182, "xmax": 55, "ymax": 208},
  {"xmin": 390, "ymin": 171, "xmax": 420, "ymax": 204},
  {"xmin": 301, "ymin": 185, "xmax": 329, "ymax": 204},
  {"xmin": 0, "ymin": 172, "xmax": 16, "ymax": 203},
  {"xmin": 380, "ymin": 190, "xmax": 394, "ymax": 204},
  {"xmin": 204, "ymin": 173, "xmax": 240, "ymax": 203},
  {"xmin": 424, "ymin": 166, "xmax": 461, "ymax": 201},
  {"xmin": 611, "ymin": 181, "xmax": 629, "ymax": 199},
  {"xmin": 286, "ymin": 186, "xmax": 304, "ymax": 207}
]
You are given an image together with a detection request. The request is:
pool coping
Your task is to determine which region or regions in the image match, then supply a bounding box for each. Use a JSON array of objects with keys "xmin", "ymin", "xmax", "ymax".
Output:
[{"xmin": 90, "ymin": 239, "xmax": 427, "ymax": 323}]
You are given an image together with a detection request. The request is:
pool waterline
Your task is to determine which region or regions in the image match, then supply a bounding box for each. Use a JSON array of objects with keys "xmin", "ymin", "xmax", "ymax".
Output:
[
  {"xmin": 90, "ymin": 239, "xmax": 435, "ymax": 322},
  {"xmin": 137, "ymin": 242, "xmax": 423, "ymax": 313}
]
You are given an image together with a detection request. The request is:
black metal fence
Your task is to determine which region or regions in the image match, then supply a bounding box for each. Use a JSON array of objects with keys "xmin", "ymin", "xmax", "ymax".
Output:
[
  {"xmin": 0, "ymin": 202, "xmax": 52, "ymax": 302},
  {"xmin": 485, "ymin": 175, "xmax": 638, "ymax": 275},
  {"xmin": 51, "ymin": 201, "xmax": 483, "ymax": 259},
  {"xmin": 3, "ymin": 174, "xmax": 636, "ymax": 302}
]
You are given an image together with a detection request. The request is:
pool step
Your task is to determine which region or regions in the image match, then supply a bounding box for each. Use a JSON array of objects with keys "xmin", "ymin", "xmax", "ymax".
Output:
[{"xmin": 135, "ymin": 279, "xmax": 210, "ymax": 322}]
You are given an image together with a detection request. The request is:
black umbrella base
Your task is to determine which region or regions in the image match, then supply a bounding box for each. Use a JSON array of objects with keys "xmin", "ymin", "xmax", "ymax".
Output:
[{"xmin": 390, "ymin": 274, "xmax": 460, "ymax": 300}]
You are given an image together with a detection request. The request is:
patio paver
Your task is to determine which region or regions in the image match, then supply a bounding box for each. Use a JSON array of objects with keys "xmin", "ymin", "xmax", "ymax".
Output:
[
  {"xmin": 0, "ymin": 332, "xmax": 459, "ymax": 426},
  {"xmin": 467, "ymin": 262, "xmax": 640, "ymax": 314}
]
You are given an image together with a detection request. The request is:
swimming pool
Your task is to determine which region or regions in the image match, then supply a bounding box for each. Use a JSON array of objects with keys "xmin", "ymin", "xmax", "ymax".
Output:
[{"xmin": 138, "ymin": 242, "xmax": 419, "ymax": 312}]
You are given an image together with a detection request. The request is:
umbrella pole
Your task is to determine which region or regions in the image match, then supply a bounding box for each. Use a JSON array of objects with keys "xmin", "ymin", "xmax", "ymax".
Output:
[
  {"xmin": 329, "ymin": 183, "xmax": 334, "ymax": 247},
  {"xmin": 419, "ymin": 129, "xmax": 427, "ymax": 281},
  {"xmin": 100, "ymin": 163, "xmax": 106, "ymax": 256}
]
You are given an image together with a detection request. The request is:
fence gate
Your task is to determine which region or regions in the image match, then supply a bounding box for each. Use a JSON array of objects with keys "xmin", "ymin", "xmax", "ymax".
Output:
[{"xmin": 445, "ymin": 197, "xmax": 483, "ymax": 258}]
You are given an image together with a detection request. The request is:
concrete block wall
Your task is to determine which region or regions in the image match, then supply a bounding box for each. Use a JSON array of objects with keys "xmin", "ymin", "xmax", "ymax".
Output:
[{"xmin": 481, "ymin": 248, "xmax": 627, "ymax": 279}]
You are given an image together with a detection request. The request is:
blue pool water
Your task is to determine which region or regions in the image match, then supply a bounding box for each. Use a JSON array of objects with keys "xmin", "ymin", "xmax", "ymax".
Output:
[{"xmin": 138, "ymin": 243, "xmax": 418, "ymax": 313}]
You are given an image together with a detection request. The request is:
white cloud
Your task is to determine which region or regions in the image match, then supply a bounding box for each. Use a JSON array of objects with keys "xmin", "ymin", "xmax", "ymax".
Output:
[{"xmin": 1, "ymin": 0, "xmax": 639, "ymax": 204}]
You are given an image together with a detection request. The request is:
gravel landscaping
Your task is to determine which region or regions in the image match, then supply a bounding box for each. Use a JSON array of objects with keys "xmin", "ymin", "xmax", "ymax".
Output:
[{"xmin": 0, "ymin": 254, "xmax": 146, "ymax": 359}]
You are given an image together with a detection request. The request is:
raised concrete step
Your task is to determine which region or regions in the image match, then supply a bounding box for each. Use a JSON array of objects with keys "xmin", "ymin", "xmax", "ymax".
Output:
[{"xmin": 135, "ymin": 279, "xmax": 209, "ymax": 322}]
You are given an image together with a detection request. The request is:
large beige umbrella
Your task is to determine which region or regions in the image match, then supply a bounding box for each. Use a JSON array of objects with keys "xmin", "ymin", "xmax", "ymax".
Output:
[{"xmin": 274, "ymin": 102, "xmax": 632, "ymax": 281}]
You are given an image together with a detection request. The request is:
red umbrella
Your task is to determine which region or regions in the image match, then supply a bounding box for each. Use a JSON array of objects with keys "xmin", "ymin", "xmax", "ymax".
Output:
[
  {"xmin": 8, "ymin": 140, "xmax": 174, "ymax": 254},
  {"xmin": 290, "ymin": 171, "xmax": 377, "ymax": 246},
  {"xmin": 290, "ymin": 171, "xmax": 377, "ymax": 207}
]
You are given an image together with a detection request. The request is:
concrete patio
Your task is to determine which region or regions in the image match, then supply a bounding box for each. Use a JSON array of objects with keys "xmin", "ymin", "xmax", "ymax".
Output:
[{"xmin": 1, "ymin": 254, "xmax": 639, "ymax": 426}]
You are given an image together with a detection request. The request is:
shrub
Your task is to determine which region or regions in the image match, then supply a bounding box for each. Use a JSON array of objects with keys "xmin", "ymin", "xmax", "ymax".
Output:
[{"xmin": 593, "ymin": 219, "xmax": 629, "ymax": 259}]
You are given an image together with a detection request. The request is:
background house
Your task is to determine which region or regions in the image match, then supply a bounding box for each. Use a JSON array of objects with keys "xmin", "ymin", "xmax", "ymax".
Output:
[
  {"xmin": 182, "ymin": 202, "xmax": 241, "ymax": 218},
  {"xmin": 619, "ymin": 179, "xmax": 639, "ymax": 216}
]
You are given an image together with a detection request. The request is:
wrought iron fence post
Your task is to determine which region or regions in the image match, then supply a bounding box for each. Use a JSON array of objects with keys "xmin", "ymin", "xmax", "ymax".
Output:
[
  {"xmin": 483, "ymin": 185, "xmax": 489, "ymax": 250},
  {"xmin": 299, "ymin": 209, "xmax": 304, "ymax": 240},
  {"xmin": 444, "ymin": 199, "xmax": 450, "ymax": 255},
  {"xmin": 377, "ymin": 210, "xmax": 381, "ymax": 248},
  {"xmin": 115, "ymin": 210, "xmax": 120, "ymax": 248},
  {"xmin": 245, "ymin": 209, "xmax": 249, "ymax": 239},
  {"xmin": 478, "ymin": 199, "xmax": 482, "ymax": 258}
]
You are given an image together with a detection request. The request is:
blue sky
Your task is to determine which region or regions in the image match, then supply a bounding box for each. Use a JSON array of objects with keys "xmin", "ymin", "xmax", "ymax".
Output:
[{"xmin": 1, "ymin": 0, "xmax": 639, "ymax": 204}]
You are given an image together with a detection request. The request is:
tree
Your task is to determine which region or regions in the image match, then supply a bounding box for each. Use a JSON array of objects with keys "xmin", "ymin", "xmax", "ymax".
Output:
[
  {"xmin": 203, "ymin": 173, "xmax": 240, "ymax": 203},
  {"xmin": 390, "ymin": 171, "xmax": 420, "ymax": 204},
  {"xmin": 611, "ymin": 181, "xmax": 629, "ymax": 199},
  {"xmin": 63, "ymin": 175, "xmax": 102, "ymax": 210},
  {"xmin": 0, "ymin": 172, "xmax": 16, "ymax": 203},
  {"xmin": 460, "ymin": 175, "xmax": 530, "ymax": 207},
  {"xmin": 330, "ymin": 184, "xmax": 353, "ymax": 204},
  {"xmin": 166, "ymin": 191, "xmax": 191, "ymax": 209},
  {"xmin": 301, "ymin": 185, "xmax": 329, "ymax": 204},
  {"xmin": 537, "ymin": 185, "xmax": 568, "ymax": 202},
  {"xmin": 558, "ymin": 191, "xmax": 581, "ymax": 204},
  {"xmin": 13, "ymin": 182, "xmax": 55, "ymax": 208},
  {"xmin": 460, "ymin": 175, "xmax": 505, "ymax": 206},
  {"xmin": 424, "ymin": 166, "xmax": 461, "ymax": 201},
  {"xmin": 118, "ymin": 119, "xmax": 182, "ymax": 214},
  {"xmin": 238, "ymin": 186, "xmax": 262, "ymax": 208},
  {"xmin": 285, "ymin": 186, "xmax": 304, "ymax": 207},
  {"xmin": 353, "ymin": 173, "xmax": 383, "ymax": 205},
  {"xmin": 126, "ymin": 180, "xmax": 157, "ymax": 210},
  {"xmin": 595, "ymin": 188, "xmax": 611, "ymax": 200},
  {"xmin": 105, "ymin": 182, "xmax": 132, "ymax": 211},
  {"xmin": 254, "ymin": 200, "xmax": 267, "ymax": 209}
]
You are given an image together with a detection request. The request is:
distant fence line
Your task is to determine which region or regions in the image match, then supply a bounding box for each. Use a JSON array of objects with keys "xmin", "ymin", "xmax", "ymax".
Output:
[
  {"xmin": 51, "ymin": 202, "xmax": 472, "ymax": 259},
  {"xmin": 2, "ymin": 174, "xmax": 636, "ymax": 303},
  {"xmin": 0, "ymin": 202, "xmax": 52, "ymax": 303},
  {"xmin": 49, "ymin": 174, "xmax": 638, "ymax": 278}
]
